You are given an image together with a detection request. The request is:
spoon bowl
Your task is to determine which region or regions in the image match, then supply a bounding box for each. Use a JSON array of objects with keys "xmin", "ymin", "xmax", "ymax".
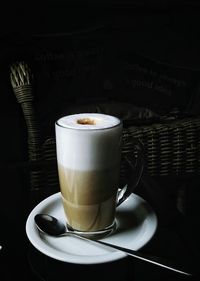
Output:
[
  {"xmin": 34, "ymin": 213, "xmax": 192, "ymax": 277},
  {"xmin": 35, "ymin": 214, "xmax": 66, "ymax": 236}
]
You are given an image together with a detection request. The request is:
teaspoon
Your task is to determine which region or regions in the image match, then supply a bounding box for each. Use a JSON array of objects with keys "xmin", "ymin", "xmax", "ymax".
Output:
[{"xmin": 34, "ymin": 214, "xmax": 192, "ymax": 277}]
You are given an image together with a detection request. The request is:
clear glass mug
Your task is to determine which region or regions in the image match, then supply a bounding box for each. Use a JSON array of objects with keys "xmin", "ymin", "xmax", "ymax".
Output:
[{"xmin": 55, "ymin": 113, "xmax": 143, "ymax": 238}]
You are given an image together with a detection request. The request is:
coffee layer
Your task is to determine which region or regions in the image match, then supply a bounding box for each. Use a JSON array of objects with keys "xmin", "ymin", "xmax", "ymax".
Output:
[
  {"xmin": 61, "ymin": 195, "xmax": 116, "ymax": 232},
  {"xmin": 58, "ymin": 165, "xmax": 119, "ymax": 231}
]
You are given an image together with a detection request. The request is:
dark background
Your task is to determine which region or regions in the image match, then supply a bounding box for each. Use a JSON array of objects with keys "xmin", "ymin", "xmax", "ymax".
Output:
[{"xmin": 1, "ymin": 1, "xmax": 200, "ymax": 280}]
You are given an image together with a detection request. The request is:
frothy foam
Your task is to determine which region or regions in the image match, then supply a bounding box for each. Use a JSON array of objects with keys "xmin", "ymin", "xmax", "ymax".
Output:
[
  {"xmin": 56, "ymin": 113, "xmax": 121, "ymax": 130},
  {"xmin": 55, "ymin": 113, "xmax": 122, "ymax": 170}
]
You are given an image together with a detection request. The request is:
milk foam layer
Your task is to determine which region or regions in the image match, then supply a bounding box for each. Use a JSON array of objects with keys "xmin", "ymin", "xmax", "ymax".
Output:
[
  {"xmin": 57, "ymin": 113, "xmax": 121, "ymax": 130},
  {"xmin": 55, "ymin": 113, "xmax": 122, "ymax": 170}
]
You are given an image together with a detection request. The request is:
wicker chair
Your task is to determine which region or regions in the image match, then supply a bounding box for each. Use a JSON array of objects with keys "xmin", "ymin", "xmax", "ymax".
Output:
[{"xmin": 10, "ymin": 61, "xmax": 200, "ymax": 215}]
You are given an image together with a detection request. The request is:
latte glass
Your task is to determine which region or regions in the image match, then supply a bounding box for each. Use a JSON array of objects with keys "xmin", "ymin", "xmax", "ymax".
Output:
[{"xmin": 55, "ymin": 113, "xmax": 143, "ymax": 238}]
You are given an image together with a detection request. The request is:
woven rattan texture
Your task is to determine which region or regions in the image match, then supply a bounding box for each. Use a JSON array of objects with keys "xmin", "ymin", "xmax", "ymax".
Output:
[{"xmin": 10, "ymin": 61, "xmax": 200, "ymax": 209}]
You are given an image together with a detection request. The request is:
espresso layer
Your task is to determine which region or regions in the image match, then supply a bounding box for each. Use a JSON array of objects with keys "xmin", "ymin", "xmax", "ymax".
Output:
[
  {"xmin": 61, "ymin": 195, "xmax": 116, "ymax": 232},
  {"xmin": 58, "ymin": 165, "xmax": 119, "ymax": 231}
]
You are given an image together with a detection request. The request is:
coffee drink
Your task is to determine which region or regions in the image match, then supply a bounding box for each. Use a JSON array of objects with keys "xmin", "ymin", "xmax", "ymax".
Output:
[{"xmin": 55, "ymin": 113, "xmax": 122, "ymax": 232}]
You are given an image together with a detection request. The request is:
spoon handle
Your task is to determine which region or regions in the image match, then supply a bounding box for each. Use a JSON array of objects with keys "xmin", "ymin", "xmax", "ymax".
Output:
[
  {"xmin": 66, "ymin": 232, "xmax": 192, "ymax": 276},
  {"xmin": 97, "ymin": 240, "xmax": 192, "ymax": 276}
]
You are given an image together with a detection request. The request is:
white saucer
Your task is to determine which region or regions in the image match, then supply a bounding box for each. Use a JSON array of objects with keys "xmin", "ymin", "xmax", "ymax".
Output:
[{"xmin": 26, "ymin": 192, "xmax": 157, "ymax": 265}]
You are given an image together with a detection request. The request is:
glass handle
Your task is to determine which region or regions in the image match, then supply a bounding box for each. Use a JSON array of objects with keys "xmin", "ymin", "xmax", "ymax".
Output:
[{"xmin": 117, "ymin": 139, "xmax": 144, "ymax": 206}]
